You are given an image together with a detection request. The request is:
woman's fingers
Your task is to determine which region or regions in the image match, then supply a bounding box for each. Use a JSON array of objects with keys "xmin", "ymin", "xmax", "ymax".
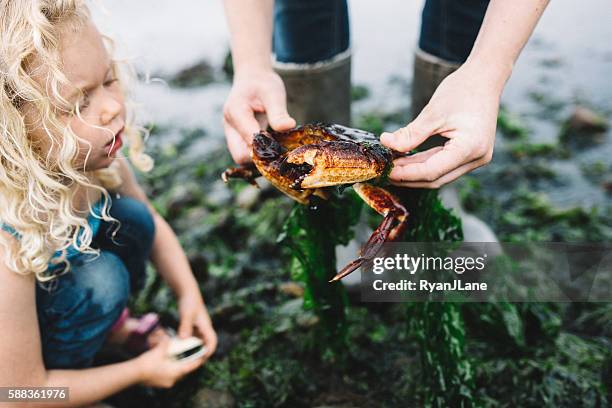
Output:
[
  {"xmin": 392, "ymin": 146, "xmax": 444, "ymax": 166},
  {"xmin": 390, "ymin": 155, "xmax": 489, "ymax": 189},
  {"xmin": 389, "ymin": 139, "xmax": 475, "ymax": 183},
  {"xmin": 222, "ymin": 69, "xmax": 295, "ymax": 165},
  {"xmin": 380, "ymin": 108, "xmax": 443, "ymax": 152},
  {"xmin": 223, "ymin": 101, "xmax": 261, "ymax": 143},
  {"xmin": 224, "ymin": 121, "xmax": 252, "ymax": 165},
  {"xmin": 259, "ymin": 86, "xmax": 296, "ymax": 131}
]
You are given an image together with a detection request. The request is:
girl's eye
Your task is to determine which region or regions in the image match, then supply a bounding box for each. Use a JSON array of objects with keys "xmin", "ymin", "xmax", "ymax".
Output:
[
  {"xmin": 78, "ymin": 93, "xmax": 90, "ymax": 111},
  {"xmin": 104, "ymin": 77, "xmax": 118, "ymax": 87}
]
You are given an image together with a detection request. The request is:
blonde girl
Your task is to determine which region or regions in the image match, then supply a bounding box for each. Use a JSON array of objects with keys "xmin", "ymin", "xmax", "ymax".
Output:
[{"xmin": 0, "ymin": 1, "xmax": 217, "ymax": 406}]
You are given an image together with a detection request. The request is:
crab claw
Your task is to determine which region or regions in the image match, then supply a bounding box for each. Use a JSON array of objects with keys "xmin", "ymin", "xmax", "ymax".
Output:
[
  {"xmin": 251, "ymin": 132, "xmax": 315, "ymax": 204},
  {"xmin": 285, "ymin": 141, "xmax": 390, "ymax": 189},
  {"xmin": 330, "ymin": 183, "xmax": 408, "ymax": 282}
]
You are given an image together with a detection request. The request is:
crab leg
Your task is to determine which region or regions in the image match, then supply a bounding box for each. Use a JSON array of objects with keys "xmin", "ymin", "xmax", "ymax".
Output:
[
  {"xmin": 221, "ymin": 164, "xmax": 261, "ymax": 186},
  {"xmin": 330, "ymin": 183, "xmax": 409, "ymax": 282}
]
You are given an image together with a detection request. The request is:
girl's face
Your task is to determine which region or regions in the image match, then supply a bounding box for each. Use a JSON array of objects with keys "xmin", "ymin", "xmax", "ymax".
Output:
[{"xmin": 27, "ymin": 19, "xmax": 126, "ymax": 171}]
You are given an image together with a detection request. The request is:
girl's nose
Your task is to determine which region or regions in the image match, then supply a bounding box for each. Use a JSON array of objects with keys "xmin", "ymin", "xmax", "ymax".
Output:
[{"xmin": 100, "ymin": 93, "xmax": 123, "ymax": 125}]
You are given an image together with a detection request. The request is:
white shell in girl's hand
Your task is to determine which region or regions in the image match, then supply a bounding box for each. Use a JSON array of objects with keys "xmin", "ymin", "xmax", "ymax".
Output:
[{"xmin": 167, "ymin": 336, "xmax": 206, "ymax": 362}]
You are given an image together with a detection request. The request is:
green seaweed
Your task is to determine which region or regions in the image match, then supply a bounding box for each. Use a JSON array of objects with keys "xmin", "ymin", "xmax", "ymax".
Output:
[
  {"xmin": 508, "ymin": 142, "xmax": 569, "ymax": 159},
  {"xmin": 351, "ymin": 84, "xmax": 371, "ymax": 102},
  {"xmin": 279, "ymin": 190, "xmax": 363, "ymax": 358},
  {"xmin": 497, "ymin": 106, "xmax": 530, "ymax": 140},
  {"xmin": 392, "ymin": 188, "xmax": 476, "ymax": 407}
]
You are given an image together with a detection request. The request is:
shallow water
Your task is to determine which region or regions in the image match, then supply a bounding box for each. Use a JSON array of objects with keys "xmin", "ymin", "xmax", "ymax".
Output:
[{"xmin": 91, "ymin": 0, "xmax": 612, "ymax": 209}]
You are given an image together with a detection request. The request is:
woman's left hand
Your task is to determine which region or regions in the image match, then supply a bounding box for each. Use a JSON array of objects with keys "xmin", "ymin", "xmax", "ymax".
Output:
[
  {"xmin": 177, "ymin": 290, "xmax": 218, "ymax": 360},
  {"xmin": 380, "ymin": 62, "xmax": 505, "ymax": 188}
]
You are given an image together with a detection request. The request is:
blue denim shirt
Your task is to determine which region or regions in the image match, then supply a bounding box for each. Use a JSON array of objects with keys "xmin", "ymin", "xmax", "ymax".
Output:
[{"xmin": 0, "ymin": 197, "xmax": 106, "ymax": 268}]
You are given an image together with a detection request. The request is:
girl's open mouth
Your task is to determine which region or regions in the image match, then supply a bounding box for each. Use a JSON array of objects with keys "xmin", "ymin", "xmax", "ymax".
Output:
[{"xmin": 106, "ymin": 129, "xmax": 124, "ymax": 155}]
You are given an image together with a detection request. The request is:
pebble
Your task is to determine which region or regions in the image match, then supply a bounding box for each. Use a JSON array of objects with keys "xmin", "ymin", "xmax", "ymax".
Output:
[{"xmin": 191, "ymin": 388, "xmax": 235, "ymax": 408}]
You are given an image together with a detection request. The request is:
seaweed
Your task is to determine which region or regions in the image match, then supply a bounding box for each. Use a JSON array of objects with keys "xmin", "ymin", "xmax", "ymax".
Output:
[
  {"xmin": 279, "ymin": 190, "xmax": 363, "ymax": 358},
  {"xmin": 497, "ymin": 106, "xmax": 530, "ymax": 140},
  {"xmin": 392, "ymin": 188, "xmax": 477, "ymax": 407}
]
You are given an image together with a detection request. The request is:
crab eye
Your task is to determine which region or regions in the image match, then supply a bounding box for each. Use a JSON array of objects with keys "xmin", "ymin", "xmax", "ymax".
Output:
[{"xmin": 253, "ymin": 134, "xmax": 283, "ymax": 160}]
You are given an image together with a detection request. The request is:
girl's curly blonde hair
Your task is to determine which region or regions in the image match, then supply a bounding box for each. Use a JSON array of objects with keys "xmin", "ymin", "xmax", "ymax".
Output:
[{"xmin": 0, "ymin": 0, "xmax": 153, "ymax": 281}]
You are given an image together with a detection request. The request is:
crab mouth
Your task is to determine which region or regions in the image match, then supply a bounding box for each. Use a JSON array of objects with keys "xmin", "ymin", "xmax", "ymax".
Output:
[{"xmin": 279, "ymin": 159, "xmax": 313, "ymax": 190}]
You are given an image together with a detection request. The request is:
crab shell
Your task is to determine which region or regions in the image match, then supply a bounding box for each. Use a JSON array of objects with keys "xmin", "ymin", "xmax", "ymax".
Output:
[
  {"xmin": 222, "ymin": 123, "xmax": 410, "ymax": 282},
  {"xmin": 251, "ymin": 124, "xmax": 394, "ymax": 204}
]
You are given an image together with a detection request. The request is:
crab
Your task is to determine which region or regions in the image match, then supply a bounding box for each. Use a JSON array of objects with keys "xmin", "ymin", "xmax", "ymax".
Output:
[{"xmin": 222, "ymin": 124, "xmax": 409, "ymax": 282}]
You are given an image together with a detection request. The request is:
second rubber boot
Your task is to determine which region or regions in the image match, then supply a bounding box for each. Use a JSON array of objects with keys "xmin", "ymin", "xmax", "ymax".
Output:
[
  {"xmin": 273, "ymin": 50, "xmax": 352, "ymax": 126},
  {"xmin": 411, "ymin": 47, "xmax": 500, "ymax": 247},
  {"xmin": 411, "ymin": 47, "xmax": 460, "ymax": 150}
]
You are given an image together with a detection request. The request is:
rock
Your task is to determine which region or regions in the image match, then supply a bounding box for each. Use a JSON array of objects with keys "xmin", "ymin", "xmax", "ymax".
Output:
[
  {"xmin": 184, "ymin": 207, "xmax": 210, "ymax": 226},
  {"xmin": 603, "ymin": 176, "xmax": 612, "ymax": 194},
  {"xmin": 313, "ymin": 391, "xmax": 371, "ymax": 408},
  {"xmin": 187, "ymin": 251, "xmax": 208, "ymax": 281},
  {"xmin": 254, "ymin": 177, "xmax": 273, "ymax": 191},
  {"xmin": 207, "ymin": 180, "xmax": 233, "ymax": 207},
  {"xmin": 168, "ymin": 60, "xmax": 216, "ymax": 88},
  {"xmin": 191, "ymin": 388, "xmax": 235, "ymax": 408},
  {"xmin": 440, "ymin": 185, "xmax": 503, "ymax": 258},
  {"xmin": 213, "ymin": 330, "xmax": 238, "ymax": 358},
  {"xmin": 211, "ymin": 302, "xmax": 248, "ymax": 330},
  {"xmin": 278, "ymin": 282, "xmax": 304, "ymax": 298},
  {"xmin": 539, "ymin": 56, "xmax": 563, "ymax": 68},
  {"xmin": 565, "ymin": 107, "xmax": 609, "ymax": 133},
  {"xmin": 236, "ymin": 184, "xmax": 261, "ymax": 209},
  {"xmin": 560, "ymin": 107, "xmax": 609, "ymax": 148},
  {"xmin": 275, "ymin": 298, "xmax": 319, "ymax": 328},
  {"xmin": 167, "ymin": 184, "xmax": 197, "ymax": 217},
  {"xmin": 296, "ymin": 313, "xmax": 320, "ymax": 328},
  {"xmin": 277, "ymin": 298, "xmax": 303, "ymax": 316}
]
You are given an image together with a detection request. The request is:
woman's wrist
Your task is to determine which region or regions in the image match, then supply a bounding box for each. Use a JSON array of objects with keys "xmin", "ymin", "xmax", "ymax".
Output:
[
  {"xmin": 461, "ymin": 55, "xmax": 512, "ymax": 96},
  {"xmin": 233, "ymin": 62, "xmax": 275, "ymax": 79}
]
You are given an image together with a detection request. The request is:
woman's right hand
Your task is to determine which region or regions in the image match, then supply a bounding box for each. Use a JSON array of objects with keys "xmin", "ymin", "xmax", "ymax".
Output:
[
  {"xmin": 135, "ymin": 336, "xmax": 204, "ymax": 388},
  {"xmin": 223, "ymin": 68, "xmax": 296, "ymax": 164}
]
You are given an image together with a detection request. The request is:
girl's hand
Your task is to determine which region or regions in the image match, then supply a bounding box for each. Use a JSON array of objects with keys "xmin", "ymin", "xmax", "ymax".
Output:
[
  {"xmin": 177, "ymin": 290, "xmax": 218, "ymax": 360},
  {"xmin": 381, "ymin": 62, "xmax": 504, "ymax": 188},
  {"xmin": 135, "ymin": 335, "xmax": 204, "ymax": 388}
]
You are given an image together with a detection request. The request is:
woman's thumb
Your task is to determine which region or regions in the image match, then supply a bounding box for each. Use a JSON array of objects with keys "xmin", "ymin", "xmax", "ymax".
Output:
[
  {"xmin": 261, "ymin": 89, "xmax": 296, "ymax": 130},
  {"xmin": 380, "ymin": 110, "xmax": 440, "ymax": 152}
]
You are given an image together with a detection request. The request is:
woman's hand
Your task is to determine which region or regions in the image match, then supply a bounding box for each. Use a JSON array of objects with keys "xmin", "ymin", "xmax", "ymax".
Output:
[
  {"xmin": 380, "ymin": 62, "xmax": 503, "ymax": 188},
  {"xmin": 223, "ymin": 68, "xmax": 296, "ymax": 164},
  {"xmin": 177, "ymin": 289, "xmax": 218, "ymax": 360},
  {"xmin": 135, "ymin": 336, "xmax": 204, "ymax": 388}
]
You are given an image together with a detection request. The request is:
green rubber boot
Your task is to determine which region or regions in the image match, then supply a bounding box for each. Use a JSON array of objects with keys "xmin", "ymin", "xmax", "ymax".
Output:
[{"xmin": 412, "ymin": 47, "xmax": 500, "ymax": 246}]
